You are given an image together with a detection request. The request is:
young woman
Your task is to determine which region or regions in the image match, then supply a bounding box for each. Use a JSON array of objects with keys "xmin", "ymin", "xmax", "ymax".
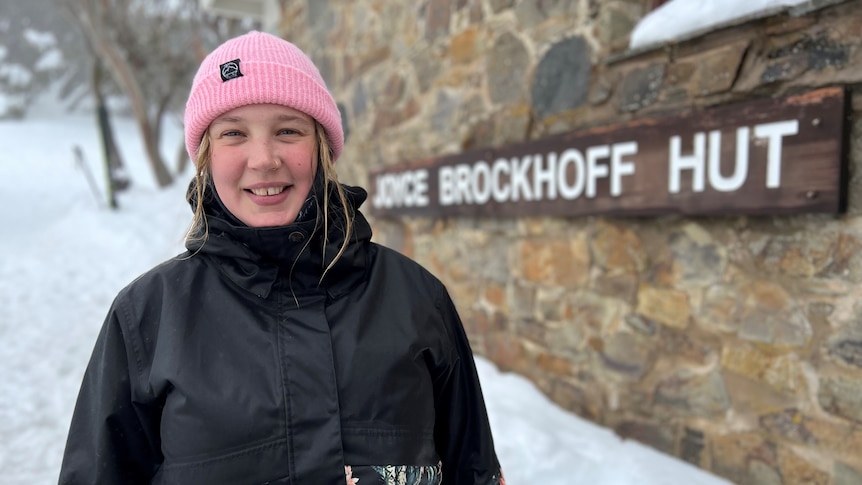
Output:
[{"xmin": 59, "ymin": 31, "xmax": 504, "ymax": 485}]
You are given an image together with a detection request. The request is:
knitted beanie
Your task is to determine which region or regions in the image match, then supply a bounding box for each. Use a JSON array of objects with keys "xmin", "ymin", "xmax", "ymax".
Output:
[{"xmin": 184, "ymin": 31, "xmax": 343, "ymax": 162}]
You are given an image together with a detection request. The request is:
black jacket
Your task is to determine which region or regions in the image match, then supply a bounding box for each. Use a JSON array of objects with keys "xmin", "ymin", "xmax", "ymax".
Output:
[{"xmin": 59, "ymin": 185, "xmax": 503, "ymax": 485}]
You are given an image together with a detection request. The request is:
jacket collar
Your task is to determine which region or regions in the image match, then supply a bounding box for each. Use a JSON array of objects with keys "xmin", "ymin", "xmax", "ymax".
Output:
[{"xmin": 186, "ymin": 180, "xmax": 373, "ymax": 300}]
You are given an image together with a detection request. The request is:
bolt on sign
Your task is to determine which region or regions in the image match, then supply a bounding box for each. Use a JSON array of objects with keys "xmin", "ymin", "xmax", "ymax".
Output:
[{"xmin": 368, "ymin": 87, "xmax": 847, "ymax": 218}]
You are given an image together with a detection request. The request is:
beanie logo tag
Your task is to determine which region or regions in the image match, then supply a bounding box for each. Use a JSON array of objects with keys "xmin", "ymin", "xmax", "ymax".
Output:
[{"xmin": 219, "ymin": 59, "xmax": 243, "ymax": 82}]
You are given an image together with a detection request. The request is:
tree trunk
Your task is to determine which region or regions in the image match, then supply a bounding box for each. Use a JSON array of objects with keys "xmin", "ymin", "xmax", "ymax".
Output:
[
  {"xmin": 64, "ymin": 0, "xmax": 174, "ymax": 188},
  {"xmin": 142, "ymin": 126, "xmax": 173, "ymax": 187},
  {"xmin": 93, "ymin": 60, "xmax": 129, "ymax": 199},
  {"xmin": 99, "ymin": 40, "xmax": 174, "ymax": 187},
  {"xmin": 176, "ymin": 139, "xmax": 190, "ymax": 175},
  {"xmin": 94, "ymin": 70, "xmax": 117, "ymax": 209},
  {"xmin": 97, "ymin": 102, "xmax": 130, "ymax": 192}
]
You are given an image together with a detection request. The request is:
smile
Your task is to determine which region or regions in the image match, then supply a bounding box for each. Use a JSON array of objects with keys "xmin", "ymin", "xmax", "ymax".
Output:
[{"xmin": 248, "ymin": 186, "xmax": 286, "ymax": 196}]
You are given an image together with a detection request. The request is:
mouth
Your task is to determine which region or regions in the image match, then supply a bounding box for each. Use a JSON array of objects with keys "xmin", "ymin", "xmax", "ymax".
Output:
[{"xmin": 246, "ymin": 186, "xmax": 287, "ymax": 196}]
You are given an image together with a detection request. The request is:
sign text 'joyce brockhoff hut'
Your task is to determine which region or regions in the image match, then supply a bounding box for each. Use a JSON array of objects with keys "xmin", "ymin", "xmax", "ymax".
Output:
[{"xmin": 368, "ymin": 87, "xmax": 847, "ymax": 218}]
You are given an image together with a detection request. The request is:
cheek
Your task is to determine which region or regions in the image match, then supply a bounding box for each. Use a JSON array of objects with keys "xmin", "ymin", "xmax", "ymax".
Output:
[
  {"xmin": 299, "ymin": 158, "xmax": 317, "ymax": 176},
  {"xmin": 209, "ymin": 153, "xmax": 242, "ymax": 186},
  {"xmin": 286, "ymin": 146, "xmax": 318, "ymax": 180},
  {"xmin": 302, "ymin": 159, "xmax": 319, "ymax": 188}
]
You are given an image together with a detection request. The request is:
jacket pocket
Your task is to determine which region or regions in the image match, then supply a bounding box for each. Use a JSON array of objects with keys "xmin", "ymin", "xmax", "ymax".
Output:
[{"xmin": 263, "ymin": 477, "xmax": 290, "ymax": 485}]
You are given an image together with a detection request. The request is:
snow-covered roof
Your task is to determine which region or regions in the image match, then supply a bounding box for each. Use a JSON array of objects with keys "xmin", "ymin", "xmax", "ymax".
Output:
[{"xmin": 629, "ymin": 0, "xmax": 840, "ymax": 52}]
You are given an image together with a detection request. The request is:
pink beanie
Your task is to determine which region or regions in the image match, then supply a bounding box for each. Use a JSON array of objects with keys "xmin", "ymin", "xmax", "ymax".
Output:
[{"xmin": 184, "ymin": 31, "xmax": 343, "ymax": 162}]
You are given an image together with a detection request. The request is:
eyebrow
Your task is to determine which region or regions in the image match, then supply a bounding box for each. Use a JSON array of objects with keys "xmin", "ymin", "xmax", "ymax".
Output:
[{"xmin": 211, "ymin": 114, "xmax": 313, "ymax": 126}]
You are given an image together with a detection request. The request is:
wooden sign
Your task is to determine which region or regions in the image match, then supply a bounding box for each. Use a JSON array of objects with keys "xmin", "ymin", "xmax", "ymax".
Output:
[{"xmin": 368, "ymin": 87, "xmax": 847, "ymax": 218}]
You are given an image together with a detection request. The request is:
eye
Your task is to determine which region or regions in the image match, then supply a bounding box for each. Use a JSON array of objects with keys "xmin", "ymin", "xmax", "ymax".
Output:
[
  {"xmin": 277, "ymin": 128, "xmax": 301, "ymax": 136},
  {"xmin": 222, "ymin": 130, "xmax": 244, "ymax": 137}
]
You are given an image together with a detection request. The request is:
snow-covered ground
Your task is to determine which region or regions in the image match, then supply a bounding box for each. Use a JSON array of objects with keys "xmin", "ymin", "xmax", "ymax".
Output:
[{"xmin": 0, "ymin": 113, "xmax": 731, "ymax": 484}]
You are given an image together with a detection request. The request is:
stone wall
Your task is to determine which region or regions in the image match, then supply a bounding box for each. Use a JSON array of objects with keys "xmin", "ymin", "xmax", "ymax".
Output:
[{"xmin": 277, "ymin": 0, "xmax": 862, "ymax": 483}]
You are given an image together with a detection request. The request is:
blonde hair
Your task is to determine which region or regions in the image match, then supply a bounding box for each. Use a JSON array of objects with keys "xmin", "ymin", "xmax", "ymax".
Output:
[{"xmin": 185, "ymin": 122, "xmax": 354, "ymax": 279}]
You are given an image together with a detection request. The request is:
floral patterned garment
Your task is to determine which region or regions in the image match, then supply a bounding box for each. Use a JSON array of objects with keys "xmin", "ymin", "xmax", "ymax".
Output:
[{"xmin": 344, "ymin": 464, "xmax": 506, "ymax": 485}]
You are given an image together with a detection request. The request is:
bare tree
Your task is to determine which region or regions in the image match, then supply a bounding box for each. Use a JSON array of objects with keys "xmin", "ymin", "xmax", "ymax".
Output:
[
  {"xmin": 93, "ymin": 57, "xmax": 128, "ymax": 208},
  {"xmin": 59, "ymin": 0, "xmax": 207, "ymax": 188},
  {"xmin": 0, "ymin": 0, "xmax": 79, "ymax": 119}
]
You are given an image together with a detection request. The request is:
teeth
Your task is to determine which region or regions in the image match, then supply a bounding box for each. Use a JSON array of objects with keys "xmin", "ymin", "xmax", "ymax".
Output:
[{"xmin": 250, "ymin": 186, "xmax": 285, "ymax": 196}]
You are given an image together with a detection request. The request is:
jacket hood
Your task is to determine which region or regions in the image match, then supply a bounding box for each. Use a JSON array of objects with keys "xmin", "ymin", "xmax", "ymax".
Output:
[{"xmin": 185, "ymin": 178, "xmax": 373, "ymax": 299}]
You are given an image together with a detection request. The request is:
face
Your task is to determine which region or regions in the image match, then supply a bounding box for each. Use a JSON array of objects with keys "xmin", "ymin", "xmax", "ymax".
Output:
[{"xmin": 208, "ymin": 104, "xmax": 318, "ymax": 227}]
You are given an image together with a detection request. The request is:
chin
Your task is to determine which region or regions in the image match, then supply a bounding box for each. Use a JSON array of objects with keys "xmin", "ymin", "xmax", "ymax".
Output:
[{"xmin": 246, "ymin": 213, "xmax": 298, "ymax": 228}]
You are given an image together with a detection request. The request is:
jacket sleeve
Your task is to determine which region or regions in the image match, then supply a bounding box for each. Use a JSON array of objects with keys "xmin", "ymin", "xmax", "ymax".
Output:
[
  {"xmin": 59, "ymin": 298, "xmax": 162, "ymax": 485},
  {"xmin": 432, "ymin": 284, "xmax": 506, "ymax": 485}
]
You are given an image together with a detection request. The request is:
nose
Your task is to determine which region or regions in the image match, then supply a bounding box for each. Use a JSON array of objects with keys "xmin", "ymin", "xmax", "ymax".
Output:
[{"xmin": 247, "ymin": 137, "xmax": 281, "ymax": 171}]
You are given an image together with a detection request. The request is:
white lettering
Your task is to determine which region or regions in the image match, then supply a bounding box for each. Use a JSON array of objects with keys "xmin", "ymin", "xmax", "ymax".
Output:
[
  {"xmin": 455, "ymin": 164, "xmax": 473, "ymax": 204},
  {"xmin": 439, "ymin": 166, "xmax": 455, "ymax": 205},
  {"xmin": 372, "ymin": 176, "xmax": 385, "ymax": 208},
  {"xmin": 511, "ymin": 155, "xmax": 534, "ymax": 201},
  {"xmin": 669, "ymin": 133, "xmax": 706, "ymax": 193},
  {"xmin": 755, "ymin": 120, "xmax": 798, "ymax": 188},
  {"xmin": 473, "ymin": 161, "xmax": 492, "ymax": 204},
  {"xmin": 491, "ymin": 158, "xmax": 511, "ymax": 202},
  {"xmin": 708, "ymin": 128, "xmax": 748, "ymax": 192},
  {"xmin": 532, "ymin": 153, "xmax": 557, "ymax": 200},
  {"xmin": 610, "ymin": 142, "xmax": 637, "ymax": 197},
  {"xmin": 586, "ymin": 145, "xmax": 611, "ymax": 198},
  {"xmin": 414, "ymin": 170, "xmax": 429, "ymax": 206},
  {"xmin": 372, "ymin": 169, "xmax": 430, "ymax": 208},
  {"xmin": 557, "ymin": 149, "xmax": 585, "ymax": 199}
]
